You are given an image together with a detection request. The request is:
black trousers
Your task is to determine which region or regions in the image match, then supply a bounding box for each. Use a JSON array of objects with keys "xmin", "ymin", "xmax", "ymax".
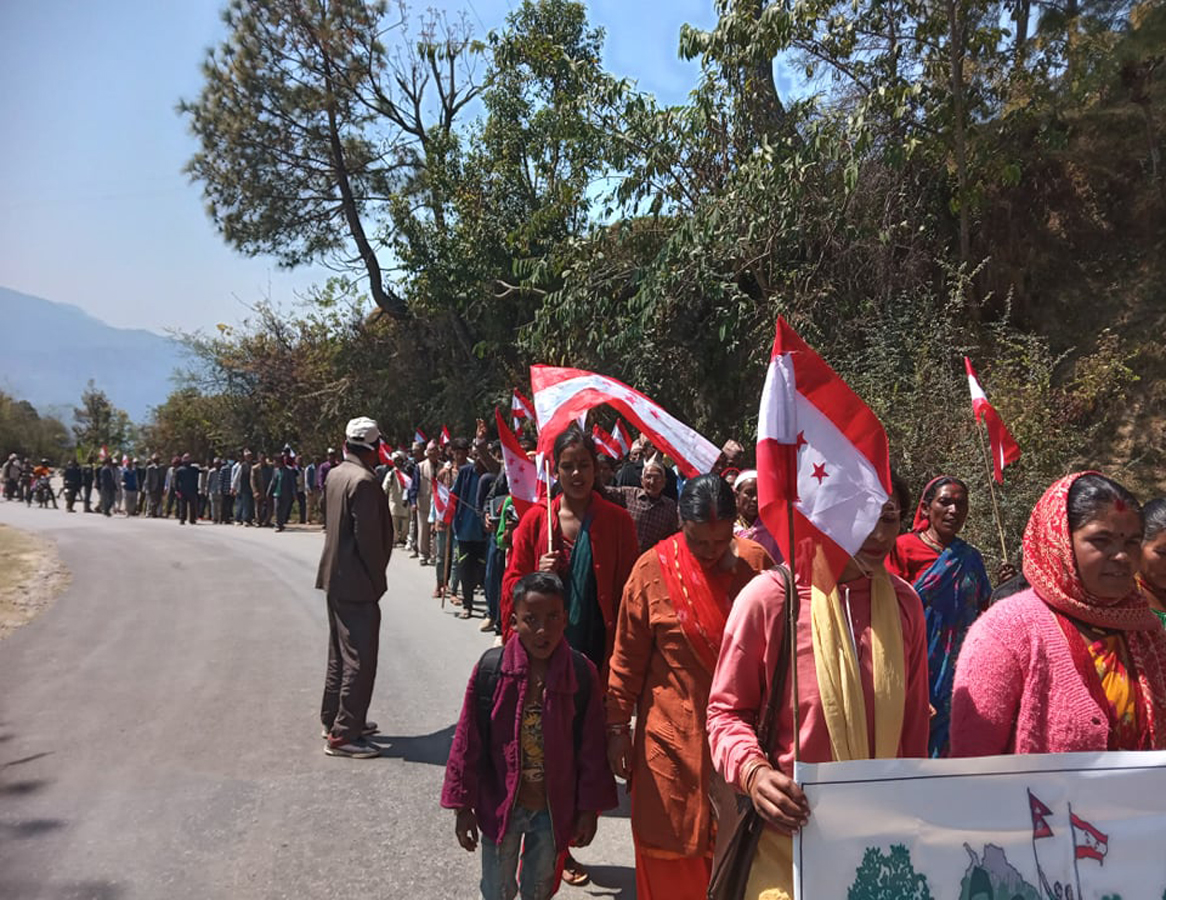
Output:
[
  {"xmin": 274, "ymin": 495, "xmax": 294, "ymax": 529},
  {"xmin": 456, "ymin": 539, "xmax": 488, "ymax": 614},
  {"xmin": 321, "ymin": 596, "xmax": 381, "ymax": 742},
  {"xmin": 177, "ymin": 491, "xmax": 198, "ymax": 524}
]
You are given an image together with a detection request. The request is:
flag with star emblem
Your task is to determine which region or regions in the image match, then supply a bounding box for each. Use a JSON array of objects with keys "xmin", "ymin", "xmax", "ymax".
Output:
[
  {"xmin": 756, "ymin": 317, "xmax": 892, "ymax": 592},
  {"xmin": 496, "ymin": 408, "xmax": 538, "ymax": 517},
  {"xmin": 530, "ymin": 365, "xmax": 720, "ymax": 477}
]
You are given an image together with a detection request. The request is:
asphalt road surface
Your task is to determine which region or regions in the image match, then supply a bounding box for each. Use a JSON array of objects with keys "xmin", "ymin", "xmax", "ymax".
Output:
[{"xmin": 0, "ymin": 501, "xmax": 636, "ymax": 899}]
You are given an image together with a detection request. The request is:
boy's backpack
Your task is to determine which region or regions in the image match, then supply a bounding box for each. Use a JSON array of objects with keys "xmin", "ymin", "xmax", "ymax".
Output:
[{"xmin": 475, "ymin": 645, "xmax": 592, "ymax": 758}]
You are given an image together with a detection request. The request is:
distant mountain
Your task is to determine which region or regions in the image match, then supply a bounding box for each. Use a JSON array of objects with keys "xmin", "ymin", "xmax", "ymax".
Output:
[{"xmin": 0, "ymin": 287, "xmax": 191, "ymax": 424}]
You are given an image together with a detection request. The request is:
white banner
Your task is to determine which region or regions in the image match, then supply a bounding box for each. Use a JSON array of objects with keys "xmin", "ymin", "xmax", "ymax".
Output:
[{"xmin": 793, "ymin": 751, "xmax": 1165, "ymax": 900}]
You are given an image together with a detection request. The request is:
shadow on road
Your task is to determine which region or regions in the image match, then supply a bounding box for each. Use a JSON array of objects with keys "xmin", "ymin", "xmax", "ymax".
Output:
[
  {"xmin": 0, "ymin": 778, "xmax": 50, "ymax": 797},
  {"xmin": 379, "ymin": 723, "xmax": 456, "ymax": 766},
  {"xmin": 0, "ymin": 818, "xmax": 66, "ymax": 839},
  {"xmin": 0, "ymin": 880, "xmax": 126, "ymax": 899},
  {"xmin": 579, "ymin": 864, "xmax": 636, "ymax": 898}
]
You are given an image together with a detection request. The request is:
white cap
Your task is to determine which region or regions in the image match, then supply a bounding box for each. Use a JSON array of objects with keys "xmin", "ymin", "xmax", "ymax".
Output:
[
  {"xmin": 734, "ymin": 468, "xmax": 757, "ymax": 490},
  {"xmin": 391, "ymin": 450, "xmax": 404, "ymax": 461},
  {"xmin": 345, "ymin": 416, "xmax": 380, "ymax": 449}
]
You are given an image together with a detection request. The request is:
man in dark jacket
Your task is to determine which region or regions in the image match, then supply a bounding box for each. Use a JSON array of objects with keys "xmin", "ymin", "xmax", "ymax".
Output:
[
  {"xmin": 81, "ymin": 456, "xmax": 94, "ymax": 512},
  {"xmin": 316, "ymin": 417, "xmax": 393, "ymax": 759},
  {"xmin": 62, "ymin": 458, "xmax": 82, "ymax": 512},
  {"xmin": 144, "ymin": 455, "xmax": 164, "ymax": 517},
  {"xmin": 98, "ymin": 459, "xmax": 117, "ymax": 516},
  {"xmin": 174, "ymin": 453, "xmax": 201, "ymax": 525},
  {"xmin": 268, "ymin": 453, "xmax": 297, "ymax": 531}
]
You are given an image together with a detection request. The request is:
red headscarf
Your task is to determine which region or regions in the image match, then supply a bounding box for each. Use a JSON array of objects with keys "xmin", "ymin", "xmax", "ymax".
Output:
[
  {"xmin": 911, "ymin": 475, "xmax": 944, "ymax": 532},
  {"xmin": 1022, "ymin": 472, "xmax": 1166, "ymax": 747}
]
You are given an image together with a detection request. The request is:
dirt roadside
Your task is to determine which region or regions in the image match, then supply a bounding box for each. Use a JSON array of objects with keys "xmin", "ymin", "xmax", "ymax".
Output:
[{"xmin": 0, "ymin": 522, "xmax": 70, "ymax": 640}]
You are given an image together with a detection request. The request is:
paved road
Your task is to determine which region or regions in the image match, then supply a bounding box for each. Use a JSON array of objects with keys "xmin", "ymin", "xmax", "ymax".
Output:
[{"xmin": 0, "ymin": 502, "xmax": 635, "ymax": 899}]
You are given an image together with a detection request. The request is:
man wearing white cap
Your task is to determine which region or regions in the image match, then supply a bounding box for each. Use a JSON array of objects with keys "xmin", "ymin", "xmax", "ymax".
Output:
[{"xmin": 315, "ymin": 416, "xmax": 394, "ymax": 758}]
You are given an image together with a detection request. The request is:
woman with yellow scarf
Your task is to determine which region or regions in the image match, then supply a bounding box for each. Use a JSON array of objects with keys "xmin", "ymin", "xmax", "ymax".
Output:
[{"xmin": 705, "ymin": 479, "xmax": 930, "ymax": 900}]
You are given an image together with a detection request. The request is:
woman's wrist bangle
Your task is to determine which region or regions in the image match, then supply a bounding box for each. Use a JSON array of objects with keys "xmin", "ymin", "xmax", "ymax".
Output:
[{"xmin": 740, "ymin": 757, "xmax": 770, "ymax": 795}]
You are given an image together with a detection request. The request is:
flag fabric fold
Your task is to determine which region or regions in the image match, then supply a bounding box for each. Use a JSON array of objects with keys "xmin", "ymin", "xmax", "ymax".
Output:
[
  {"xmin": 592, "ymin": 424, "xmax": 621, "ymax": 460},
  {"xmin": 755, "ymin": 318, "xmax": 892, "ymax": 593},
  {"xmin": 612, "ymin": 420, "xmax": 632, "ymax": 456},
  {"xmin": 964, "ymin": 356, "xmax": 1021, "ymax": 483},
  {"xmin": 495, "ymin": 409, "xmax": 538, "ymax": 518},
  {"xmin": 432, "ymin": 479, "xmax": 456, "ymax": 524},
  {"xmin": 530, "ymin": 365, "xmax": 720, "ymax": 478},
  {"xmin": 512, "ymin": 388, "xmax": 534, "ymax": 430}
]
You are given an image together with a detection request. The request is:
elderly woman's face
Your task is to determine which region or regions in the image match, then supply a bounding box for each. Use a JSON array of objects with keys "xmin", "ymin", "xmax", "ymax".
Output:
[
  {"xmin": 735, "ymin": 478, "xmax": 758, "ymax": 522},
  {"xmin": 1072, "ymin": 502, "xmax": 1142, "ymax": 599},
  {"xmin": 641, "ymin": 465, "xmax": 666, "ymax": 497}
]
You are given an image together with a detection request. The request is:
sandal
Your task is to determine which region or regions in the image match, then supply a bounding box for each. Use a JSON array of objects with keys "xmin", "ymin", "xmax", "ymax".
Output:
[
  {"xmin": 449, "ymin": 595, "xmax": 462, "ymax": 606},
  {"xmin": 458, "ymin": 610, "xmax": 472, "ymax": 620},
  {"xmin": 431, "ymin": 587, "xmax": 443, "ymax": 599},
  {"xmin": 561, "ymin": 859, "xmax": 590, "ymax": 887}
]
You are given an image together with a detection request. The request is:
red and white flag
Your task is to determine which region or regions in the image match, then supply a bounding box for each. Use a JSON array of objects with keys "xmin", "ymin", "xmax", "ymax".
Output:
[
  {"xmin": 756, "ymin": 318, "xmax": 891, "ymax": 592},
  {"xmin": 379, "ymin": 438, "xmax": 396, "ymax": 465},
  {"xmin": 414, "ymin": 428, "xmax": 427, "ymax": 445},
  {"xmin": 396, "ymin": 469, "xmax": 413, "ymax": 491},
  {"xmin": 592, "ymin": 424, "xmax": 622, "ymax": 460},
  {"xmin": 432, "ymin": 479, "xmax": 457, "ymax": 523},
  {"xmin": 99, "ymin": 445, "xmax": 109, "ymax": 462},
  {"xmin": 495, "ymin": 409, "xmax": 538, "ymax": 518},
  {"xmin": 121, "ymin": 453, "xmax": 130, "ymax": 467},
  {"xmin": 1029, "ymin": 791, "xmax": 1055, "ymax": 840},
  {"xmin": 612, "ymin": 420, "xmax": 633, "ymax": 455},
  {"xmin": 530, "ymin": 366, "xmax": 720, "ymax": 477},
  {"xmin": 440, "ymin": 425, "xmax": 452, "ymax": 447},
  {"xmin": 964, "ymin": 357, "xmax": 1021, "ymax": 483},
  {"xmin": 1071, "ymin": 812, "xmax": 1109, "ymax": 863},
  {"xmin": 512, "ymin": 388, "xmax": 534, "ymax": 430}
]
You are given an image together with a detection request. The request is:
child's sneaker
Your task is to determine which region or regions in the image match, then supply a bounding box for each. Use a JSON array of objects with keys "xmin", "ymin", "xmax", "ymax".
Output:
[{"xmin": 324, "ymin": 739, "xmax": 381, "ymax": 759}]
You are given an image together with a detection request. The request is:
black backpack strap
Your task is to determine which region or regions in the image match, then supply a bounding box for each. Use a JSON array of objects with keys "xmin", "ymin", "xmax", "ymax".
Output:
[
  {"xmin": 569, "ymin": 649, "xmax": 593, "ymax": 755},
  {"xmin": 474, "ymin": 646, "xmax": 504, "ymax": 751}
]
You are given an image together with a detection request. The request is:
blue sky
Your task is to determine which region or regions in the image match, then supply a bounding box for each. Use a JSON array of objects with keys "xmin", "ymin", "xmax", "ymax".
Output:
[{"xmin": 0, "ymin": 0, "xmax": 731, "ymax": 336}]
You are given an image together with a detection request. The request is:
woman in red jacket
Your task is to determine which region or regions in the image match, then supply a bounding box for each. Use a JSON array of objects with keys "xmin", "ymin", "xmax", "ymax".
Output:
[{"xmin": 500, "ymin": 423, "xmax": 638, "ymax": 887}]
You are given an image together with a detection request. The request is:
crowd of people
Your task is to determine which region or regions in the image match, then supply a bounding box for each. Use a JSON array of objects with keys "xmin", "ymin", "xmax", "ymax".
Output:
[{"xmin": 4, "ymin": 410, "xmax": 1168, "ymax": 900}]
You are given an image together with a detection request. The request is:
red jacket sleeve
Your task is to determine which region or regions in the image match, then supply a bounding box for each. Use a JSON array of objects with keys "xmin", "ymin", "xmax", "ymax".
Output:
[{"xmin": 440, "ymin": 659, "xmax": 483, "ymax": 811}]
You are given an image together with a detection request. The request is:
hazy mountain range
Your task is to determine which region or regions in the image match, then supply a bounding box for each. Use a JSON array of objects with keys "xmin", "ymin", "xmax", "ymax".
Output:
[{"xmin": 0, "ymin": 286, "xmax": 191, "ymax": 424}]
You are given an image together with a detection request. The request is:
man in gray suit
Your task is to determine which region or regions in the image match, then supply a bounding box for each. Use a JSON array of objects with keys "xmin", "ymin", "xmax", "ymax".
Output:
[{"xmin": 315, "ymin": 417, "xmax": 394, "ymax": 759}]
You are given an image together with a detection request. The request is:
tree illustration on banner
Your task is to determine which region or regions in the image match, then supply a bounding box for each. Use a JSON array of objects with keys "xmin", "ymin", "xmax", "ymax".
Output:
[{"xmin": 848, "ymin": 844, "xmax": 934, "ymax": 900}]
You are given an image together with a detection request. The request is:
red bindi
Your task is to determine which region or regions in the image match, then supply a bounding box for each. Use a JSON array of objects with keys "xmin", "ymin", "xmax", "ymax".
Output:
[{"xmin": 1113, "ymin": 498, "xmax": 1127, "ymax": 512}]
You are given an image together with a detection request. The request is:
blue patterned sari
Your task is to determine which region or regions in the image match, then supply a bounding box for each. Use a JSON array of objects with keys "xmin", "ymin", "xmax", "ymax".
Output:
[{"xmin": 913, "ymin": 539, "xmax": 992, "ymax": 757}]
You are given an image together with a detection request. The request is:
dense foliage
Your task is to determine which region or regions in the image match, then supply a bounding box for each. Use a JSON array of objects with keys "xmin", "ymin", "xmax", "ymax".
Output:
[{"xmin": 160, "ymin": 0, "xmax": 1165, "ymax": 569}]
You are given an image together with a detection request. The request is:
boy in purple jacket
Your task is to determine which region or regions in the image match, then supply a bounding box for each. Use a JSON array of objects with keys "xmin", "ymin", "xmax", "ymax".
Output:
[{"xmin": 441, "ymin": 571, "xmax": 616, "ymax": 900}]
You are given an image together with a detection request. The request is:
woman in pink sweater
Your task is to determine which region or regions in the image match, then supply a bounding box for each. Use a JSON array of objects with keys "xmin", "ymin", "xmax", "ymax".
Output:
[{"xmin": 951, "ymin": 472, "xmax": 1166, "ymax": 756}]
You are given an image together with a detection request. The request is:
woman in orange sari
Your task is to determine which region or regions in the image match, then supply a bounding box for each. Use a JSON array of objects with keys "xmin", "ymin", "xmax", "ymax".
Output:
[{"xmin": 605, "ymin": 474, "xmax": 774, "ymax": 899}]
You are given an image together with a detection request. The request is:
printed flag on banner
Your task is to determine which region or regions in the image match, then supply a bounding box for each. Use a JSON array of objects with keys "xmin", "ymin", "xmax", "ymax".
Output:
[
  {"xmin": 432, "ymin": 479, "xmax": 456, "ymax": 524},
  {"xmin": 1029, "ymin": 791, "xmax": 1054, "ymax": 839},
  {"xmin": 592, "ymin": 424, "xmax": 621, "ymax": 460},
  {"xmin": 612, "ymin": 420, "xmax": 632, "ymax": 456},
  {"xmin": 756, "ymin": 317, "xmax": 891, "ymax": 593},
  {"xmin": 530, "ymin": 366, "xmax": 720, "ymax": 477},
  {"xmin": 964, "ymin": 356, "xmax": 1021, "ymax": 483},
  {"xmin": 414, "ymin": 428, "xmax": 427, "ymax": 445},
  {"xmin": 440, "ymin": 425, "xmax": 452, "ymax": 447},
  {"xmin": 1071, "ymin": 812, "xmax": 1109, "ymax": 863},
  {"xmin": 512, "ymin": 388, "xmax": 534, "ymax": 430},
  {"xmin": 495, "ymin": 409, "xmax": 538, "ymax": 518}
]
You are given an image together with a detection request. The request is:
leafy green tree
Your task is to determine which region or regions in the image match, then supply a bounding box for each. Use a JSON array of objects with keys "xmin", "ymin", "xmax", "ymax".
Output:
[
  {"xmin": 849, "ymin": 844, "xmax": 935, "ymax": 900},
  {"xmin": 0, "ymin": 392, "xmax": 70, "ymax": 462},
  {"xmin": 72, "ymin": 381, "xmax": 131, "ymax": 457}
]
